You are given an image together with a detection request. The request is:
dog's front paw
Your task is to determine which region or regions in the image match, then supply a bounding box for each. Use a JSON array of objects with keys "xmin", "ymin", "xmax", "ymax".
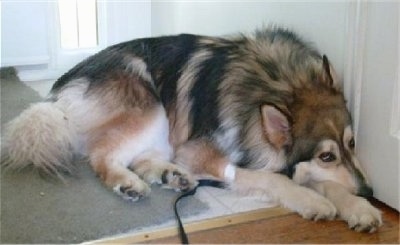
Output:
[
  {"xmin": 160, "ymin": 166, "xmax": 198, "ymax": 192},
  {"xmin": 342, "ymin": 197, "xmax": 382, "ymax": 232},
  {"xmin": 283, "ymin": 186, "xmax": 337, "ymax": 221},
  {"xmin": 133, "ymin": 160, "xmax": 198, "ymax": 192}
]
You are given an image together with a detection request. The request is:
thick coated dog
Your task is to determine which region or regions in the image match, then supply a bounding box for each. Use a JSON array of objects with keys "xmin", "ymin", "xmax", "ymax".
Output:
[{"xmin": 3, "ymin": 27, "xmax": 382, "ymax": 232}]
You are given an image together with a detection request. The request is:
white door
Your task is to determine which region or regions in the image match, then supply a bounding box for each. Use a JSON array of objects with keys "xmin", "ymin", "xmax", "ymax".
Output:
[{"xmin": 352, "ymin": 2, "xmax": 399, "ymax": 210}]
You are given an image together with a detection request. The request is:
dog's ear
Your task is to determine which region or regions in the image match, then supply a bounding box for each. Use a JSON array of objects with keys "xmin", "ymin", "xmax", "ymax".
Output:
[
  {"xmin": 260, "ymin": 105, "xmax": 292, "ymax": 150},
  {"xmin": 321, "ymin": 55, "xmax": 340, "ymax": 90}
]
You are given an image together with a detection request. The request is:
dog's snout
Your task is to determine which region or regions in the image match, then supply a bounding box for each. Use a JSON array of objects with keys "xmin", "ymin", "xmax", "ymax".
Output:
[{"xmin": 357, "ymin": 185, "xmax": 374, "ymax": 198}]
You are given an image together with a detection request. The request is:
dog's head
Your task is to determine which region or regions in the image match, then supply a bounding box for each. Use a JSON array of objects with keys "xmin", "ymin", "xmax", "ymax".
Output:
[{"xmin": 261, "ymin": 56, "xmax": 373, "ymax": 197}]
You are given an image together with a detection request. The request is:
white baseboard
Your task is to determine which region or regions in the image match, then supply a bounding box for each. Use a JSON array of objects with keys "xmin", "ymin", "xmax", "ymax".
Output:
[
  {"xmin": 1, "ymin": 55, "xmax": 50, "ymax": 67},
  {"xmin": 16, "ymin": 67, "xmax": 63, "ymax": 82}
]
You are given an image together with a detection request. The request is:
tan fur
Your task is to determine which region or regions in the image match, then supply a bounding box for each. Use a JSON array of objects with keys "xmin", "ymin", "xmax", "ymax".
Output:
[
  {"xmin": 291, "ymin": 88, "xmax": 348, "ymax": 140},
  {"xmin": 90, "ymin": 73, "xmax": 158, "ymax": 109},
  {"xmin": 175, "ymin": 139, "xmax": 229, "ymax": 178},
  {"xmin": 87, "ymin": 108, "xmax": 158, "ymax": 190},
  {"xmin": 85, "ymin": 104, "xmax": 196, "ymax": 199},
  {"xmin": 88, "ymin": 109, "xmax": 154, "ymax": 156},
  {"xmin": 169, "ymin": 50, "xmax": 212, "ymax": 148}
]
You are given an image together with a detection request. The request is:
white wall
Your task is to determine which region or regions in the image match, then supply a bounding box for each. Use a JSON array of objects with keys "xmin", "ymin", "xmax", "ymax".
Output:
[
  {"xmin": 151, "ymin": 1, "xmax": 349, "ymax": 81},
  {"xmin": 151, "ymin": 2, "xmax": 178, "ymax": 36},
  {"xmin": 106, "ymin": 1, "xmax": 151, "ymax": 46},
  {"xmin": 1, "ymin": 2, "xmax": 50, "ymax": 66},
  {"xmin": 355, "ymin": 2, "xmax": 399, "ymax": 210}
]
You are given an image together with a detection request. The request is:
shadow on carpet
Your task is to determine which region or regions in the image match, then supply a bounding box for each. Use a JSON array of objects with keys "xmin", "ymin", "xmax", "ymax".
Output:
[{"xmin": 0, "ymin": 67, "xmax": 209, "ymax": 244}]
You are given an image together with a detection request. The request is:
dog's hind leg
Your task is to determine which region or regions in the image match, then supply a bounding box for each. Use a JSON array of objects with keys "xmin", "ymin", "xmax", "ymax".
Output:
[
  {"xmin": 87, "ymin": 105, "xmax": 197, "ymax": 199},
  {"xmin": 86, "ymin": 108, "xmax": 164, "ymax": 201},
  {"xmin": 90, "ymin": 155, "xmax": 151, "ymax": 201}
]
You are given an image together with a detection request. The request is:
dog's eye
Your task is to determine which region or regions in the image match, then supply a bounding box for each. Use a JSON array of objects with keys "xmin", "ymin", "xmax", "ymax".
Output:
[
  {"xmin": 349, "ymin": 138, "xmax": 355, "ymax": 149},
  {"xmin": 319, "ymin": 152, "xmax": 336, "ymax": 162}
]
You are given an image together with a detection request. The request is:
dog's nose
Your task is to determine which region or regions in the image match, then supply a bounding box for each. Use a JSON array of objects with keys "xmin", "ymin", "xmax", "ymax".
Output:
[{"xmin": 357, "ymin": 185, "xmax": 374, "ymax": 198}]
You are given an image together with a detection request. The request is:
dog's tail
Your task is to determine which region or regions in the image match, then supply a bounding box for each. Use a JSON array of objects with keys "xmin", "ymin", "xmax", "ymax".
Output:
[{"xmin": 2, "ymin": 102, "xmax": 76, "ymax": 176}]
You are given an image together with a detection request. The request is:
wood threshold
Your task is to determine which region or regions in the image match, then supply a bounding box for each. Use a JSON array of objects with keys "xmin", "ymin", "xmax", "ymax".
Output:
[
  {"xmin": 147, "ymin": 198, "xmax": 399, "ymax": 244},
  {"xmin": 87, "ymin": 207, "xmax": 292, "ymax": 244}
]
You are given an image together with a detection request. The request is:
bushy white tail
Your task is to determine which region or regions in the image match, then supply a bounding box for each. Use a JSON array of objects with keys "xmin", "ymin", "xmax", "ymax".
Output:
[{"xmin": 2, "ymin": 102, "xmax": 76, "ymax": 175}]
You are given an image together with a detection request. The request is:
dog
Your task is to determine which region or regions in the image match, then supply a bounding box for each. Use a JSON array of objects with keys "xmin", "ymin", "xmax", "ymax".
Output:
[{"xmin": 3, "ymin": 27, "xmax": 382, "ymax": 232}]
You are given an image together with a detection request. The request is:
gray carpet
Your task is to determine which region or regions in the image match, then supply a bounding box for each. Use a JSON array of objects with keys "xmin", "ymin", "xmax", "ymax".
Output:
[{"xmin": 0, "ymin": 67, "xmax": 208, "ymax": 244}]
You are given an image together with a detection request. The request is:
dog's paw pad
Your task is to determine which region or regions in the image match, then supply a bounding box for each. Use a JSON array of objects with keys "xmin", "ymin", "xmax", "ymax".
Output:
[
  {"xmin": 161, "ymin": 169, "xmax": 197, "ymax": 192},
  {"xmin": 120, "ymin": 186, "xmax": 142, "ymax": 199},
  {"xmin": 113, "ymin": 184, "xmax": 150, "ymax": 202}
]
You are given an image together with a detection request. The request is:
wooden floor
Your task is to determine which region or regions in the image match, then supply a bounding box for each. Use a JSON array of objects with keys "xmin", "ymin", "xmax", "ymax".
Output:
[{"xmin": 146, "ymin": 199, "xmax": 399, "ymax": 244}]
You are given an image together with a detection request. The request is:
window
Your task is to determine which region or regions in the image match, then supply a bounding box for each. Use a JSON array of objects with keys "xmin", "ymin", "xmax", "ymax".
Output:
[{"xmin": 58, "ymin": 0, "xmax": 98, "ymax": 49}]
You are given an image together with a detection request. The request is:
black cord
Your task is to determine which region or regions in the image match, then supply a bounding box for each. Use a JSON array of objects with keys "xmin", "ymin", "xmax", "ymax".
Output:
[{"xmin": 174, "ymin": 179, "xmax": 226, "ymax": 244}]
